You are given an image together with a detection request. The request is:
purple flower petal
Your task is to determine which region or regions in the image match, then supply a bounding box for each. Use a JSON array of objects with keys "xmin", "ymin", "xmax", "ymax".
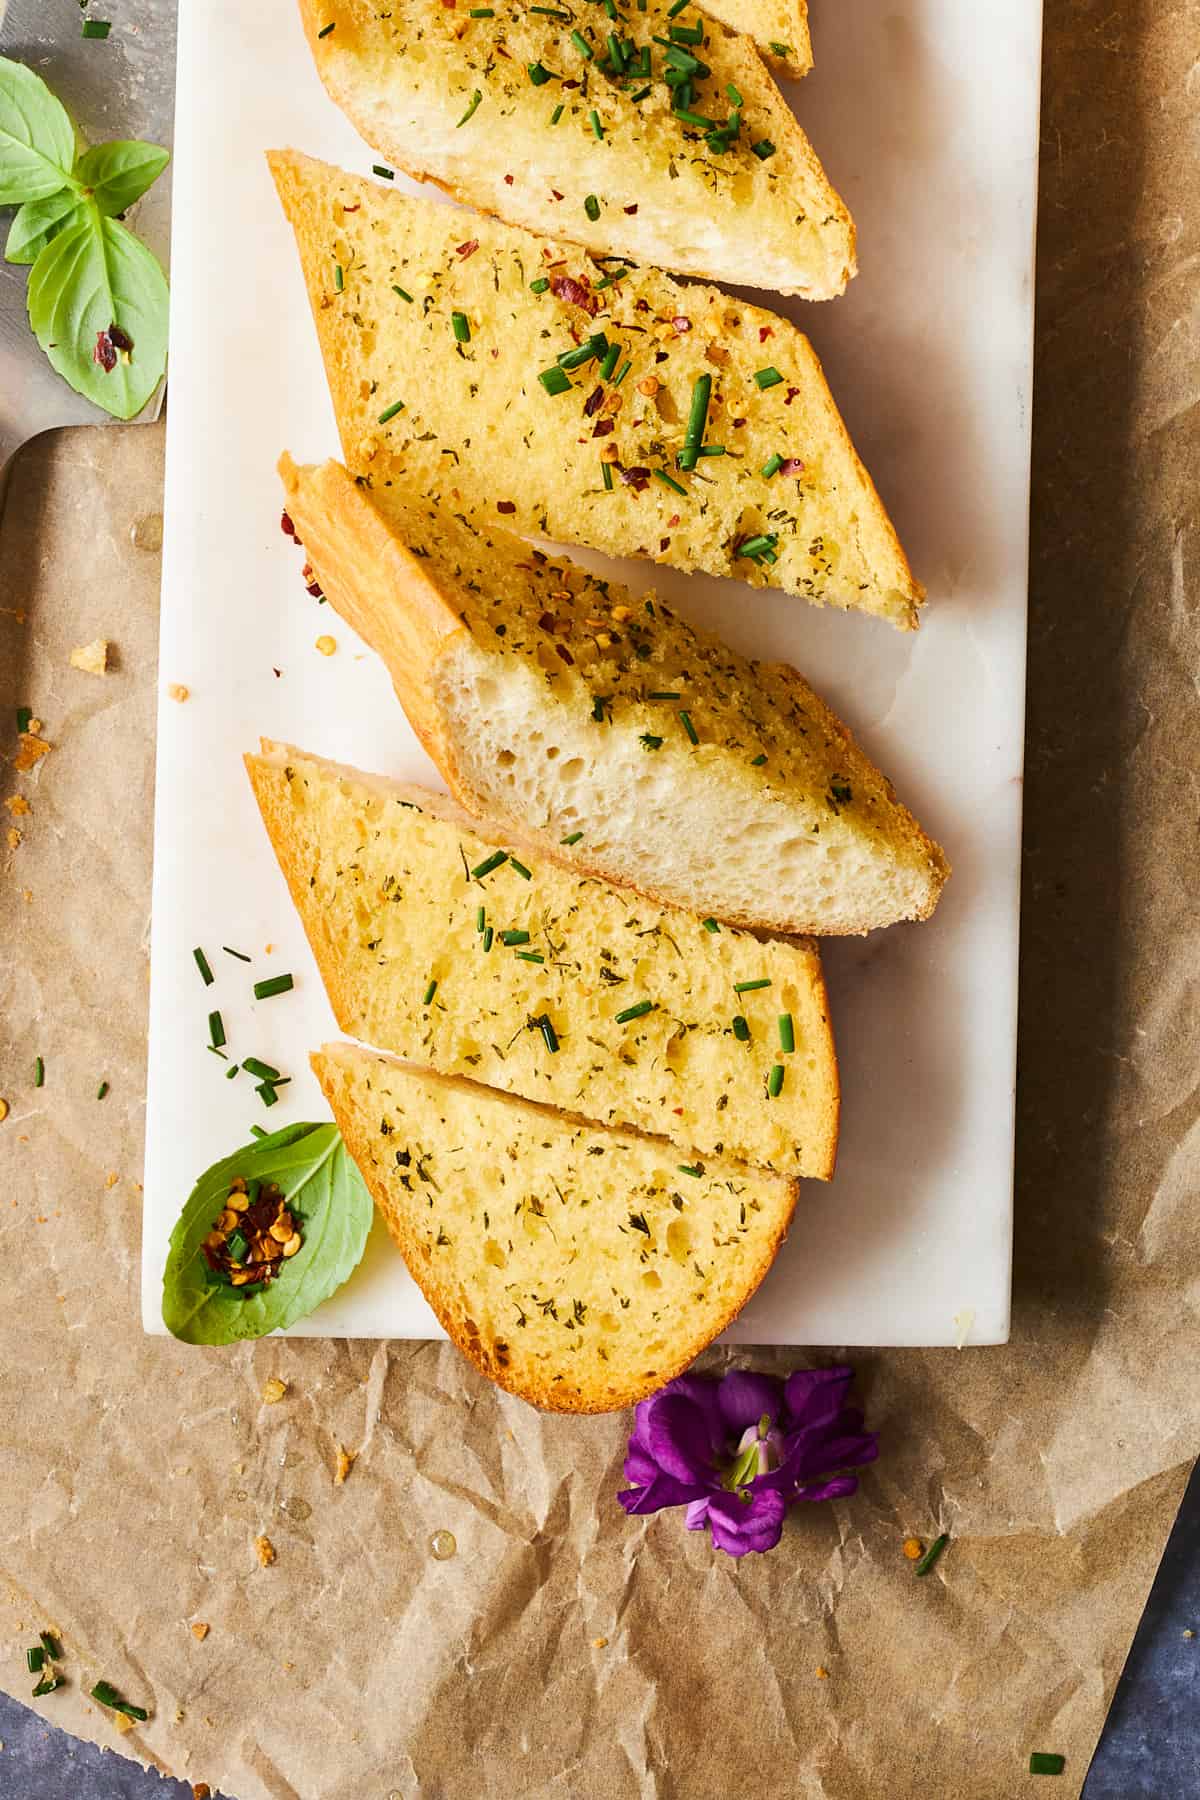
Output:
[
  {"xmin": 704, "ymin": 1488, "xmax": 787, "ymax": 1557},
  {"xmin": 716, "ymin": 1369, "xmax": 785, "ymax": 1435},
  {"xmin": 791, "ymin": 1474, "xmax": 861, "ymax": 1504},
  {"xmin": 618, "ymin": 1469, "xmax": 708, "ymax": 1514},
  {"xmin": 684, "ymin": 1498, "xmax": 710, "ymax": 1532},
  {"xmin": 645, "ymin": 1393, "xmax": 722, "ymax": 1484},
  {"xmin": 655, "ymin": 1375, "xmax": 726, "ymax": 1455},
  {"xmin": 783, "ymin": 1365, "xmax": 855, "ymax": 1430}
]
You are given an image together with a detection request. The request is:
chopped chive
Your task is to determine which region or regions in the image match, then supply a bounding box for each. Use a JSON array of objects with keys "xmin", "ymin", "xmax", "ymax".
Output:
[
  {"xmin": 192, "ymin": 947, "xmax": 214, "ymax": 986},
  {"xmin": 915, "ymin": 1533, "xmax": 949, "ymax": 1576},
  {"xmin": 615, "ymin": 999, "xmax": 655, "ymax": 1024},
  {"xmin": 501, "ymin": 930, "xmax": 531, "ymax": 946},
  {"xmin": 472, "ymin": 850, "xmax": 509, "ymax": 880},
  {"xmin": 639, "ymin": 733, "xmax": 664, "ymax": 751},
  {"xmin": 509, "ymin": 857, "xmax": 532, "ymax": 880},
  {"xmin": 206, "ymin": 1045, "xmax": 228, "ymax": 1061},
  {"xmin": 647, "ymin": 691, "xmax": 681, "ymax": 701},
  {"xmin": 778, "ymin": 1014, "xmax": 795, "ymax": 1054},
  {"xmin": 673, "ymin": 109, "xmax": 713, "ymax": 129},
  {"xmin": 81, "ymin": 18, "xmax": 111, "ymax": 36},
  {"xmin": 600, "ymin": 341, "xmax": 621, "ymax": 380},
  {"xmin": 726, "ymin": 80, "xmax": 743, "ymax": 104},
  {"xmin": 32, "ymin": 1053, "xmax": 44, "ymax": 1088},
  {"xmin": 558, "ymin": 332, "xmax": 609, "ymax": 369},
  {"xmin": 768, "ymin": 41, "xmax": 790, "ymax": 56},
  {"xmin": 373, "ymin": 164, "xmax": 394, "ymax": 178},
  {"xmin": 516, "ymin": 950, "xmax": 546, "ymax": 964},
  {"xmin": 614, "ymin": 358, "xmax": 632, "ymax": 384},
  {"xmin": 702, "ymin": 918, "xmax": 720, "ymax": 933},
  {"xmin": 561, "ymin": 830, "xmax": 584, "ymax": 846},
  {"xmin": 333, "ymin": 262, "xmax": 344, "ymax": 292},
  {"xmin": 570, "ymin": 29, "xmax": 594, "ymax": 58},
  {"xmin": 317, "ymin": 21, "xmax": 336, "ymax": 37},
  {"xmin": 539, "ymin": 365, "xmax": 574, "ymax": 395},
  {"xmin": 377, "ymin": 399, "xmax": 405, "ymax": 424},
  {"xmin": 96, "ymin": 1080, "xmax": 109, "ymax": 1100},
  {"xmin": 17, "ymin": 706, "xmax": 33, "ymax": 732},
  {"xmin": 242, "ymin": 1057, "xmax": 281, "ymax": 1082},
  {"xmin": 476, "ymin": 904, "xmax": 487, "ymax": 932},
  {"xmin": 761, "ymin": 452, "xmax": 784, "ymax": 479},
  {"xmin": 678, "ymin": 709, "xmax": 699, "ymax": 744},
  {"xmin": 253, "ymin": 973, "xmax": 294, "ymax": 1000},
  {"xmin": 528, "ymin": 60, "xmax": 553, "ymax": 84},
  {"xmin": 208, "ymin": 1011, "xmax": 226, "ymax": 1049},
  {"xmin": 27, "ymin": 1647, "xmax": 45, "ymax": 1673},
  {"xmin": 767, "ymin": 1064, "xmax": 785, "ymax": 1098},
  {"xmin": 584, "ymin": 193, "xmax": 601, "ymax": 221},
  {"xmin": 1029, "ymin": 1754, "xmax": 1066, "ymax": 1777},
  {"xmin": 697, "ymin": 444, "xmax": 726, "ymax": 457},
  {"xmin": 678, "ymin": 1164, "xmax": 703, "ymax": 1177},
  {"xmin": 225, "ymin": 1063, "xmax": 239, "ymax": 1079},
  {"xmin": 550, "ymin": 102, "xmax": 565, "ymax": 124},
  {"xmin": 732, "ymin": 1015, "xmax": 751, "ymax": 1043},
  {"xmin": 452, "ymin": 310, "xmax": 471, "ymax": 342},
  {"xmin": 654, "ymin": 468, "xmax": 687, "ymax": 496},
  {"xmin": 392, "ymin": 284, "xmax": 413, "ymax": 302},
  {"xmin": 678, "ymin": 373, "xmax": 712, "ymax": 470},
  {"xmin": 667, "ymin": 0, "xmax": 689, "ymax": 13},
  {"xmin": 590, "ymin": 109, "xmax": 604, "ymax": 139},
  {"xmin": 531, "ymin": 4, "xmax": 571, "ymax": 11},
  {"xmin": 223, "ymin": 946, "xmax": 252, "ymax": 962},
  {"xmin": 669, "ymin": 21, "xmax": 704, "ymax": 44},
  {"xmin": 91, "ymin": 1683, "xmax": 148, "ymax": 1723},
  {"xmin": 607, "ymin": 31, "xmax": 625, "ymax": 69},
  {"xmin": 457, "ymin": 89, "xmax": 483, "ymax": 127},
  {"xmin": 751, "ymin": 138, "xmax": 777, "ymax": 160},
  {"xmin": 423, "ymin": 978, "xmax": 438, "ymax": 1006},
  {"xmin": 40, "ymin": 1634, "xmax": 61, "ymax": 1661},
  {"xmin": 538, "ymin": 1014, "xmax": 560, "ymax": 1053},
  {"xmin": 530, "ymin": 276, "xmax": 551, "ymax": 294},
  {"xmin": 734, "ymin": 978, "xmax": 771, "ymax": 994},
  {"xmin": 482, "ymin": 926, "xmax": 494, "ymax": 953},
  {"xmin": 470, "ymin": 5, "xmax": 495, "ymax": 13},
  {"xmin": 630, "ymin": 83, "xmax": 651, "ymax": 101},
  {"xmin": 32, "ymin": 1674, "xmax": 64, "ymax": 1696},
  {"xmin": 737, "ymin": 533, "xmax": 778, "ymax": 560},
  {"xmin": 754, "ymin": 366, "xmax": 783, "ymax": 389},
  {"xmin": 255, "ymin": 1082, "xmax": 280, "ymax": 1108},
  {"xmin": 249, "ymin": 1125, "xmax": 268, "ymax": 1139},
  {"xmin": 751, "ymin": 753, "xmax": 767, "ymax": 766},
  {"xmin": 601, "ymin": 460, "xmax": 614, "ymax": 490},
  {"xmin": 592, "ymin": 693, "xmax": 611, "ymax": 722}
]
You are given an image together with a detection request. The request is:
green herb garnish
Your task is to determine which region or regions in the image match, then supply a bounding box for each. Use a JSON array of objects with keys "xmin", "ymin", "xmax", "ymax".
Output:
[
  {"xmin": 208, "ymin": 1010, "xmax": 226, "ymax": 1049},
  {"xmin": 778, "ymin": 1014, "xmax": 795, "ymax": 1054},
  {"xmin": 654, "ymin": 468, "xmax": 687, "ymax": 496},
  {"xmin": 570, "ymin": 29, "xmax": 594, "ymax": 59},
  {"xmin": 528, "ymin": 60, "xmax": 553, "ymax": 85},
  {"xmin": 27, "ymin": 1646, "xmax": 44, "ymax": 1673},
  {"xmin": 754, "ymin": 366, "xmax": 783, "ymax": 389},
  {"xmin": 242, "ymin": 1057, "xmax": 281, "ymax": 1082},
  {"xmin": 97, "ymin": 1079, "xmax": 109, "ymax": 1100},
  {"xmin": 561, "ymin": 830, "xmax": 583, "ymax": 846},
  {"xmin": 90, "ymin": 1681, "xmax": 148, "ymax": 1721},
  {"xmin": 751, "ymin": 138, "xmax": 776, "ymax": 160},
  {"xmin": 702, "ymin": 918, "xmax": 720, "ymax": 933},
  {"xmin": 767, "ymin": 1064, "xmax": 784, "ymax": 1098},
  {"xmin": 678, "ymin": 709, "xmax": 699, "ymax": 744},
  {"xmin": 393, "ymin": 284, "xmax": 413, "ymax": 302},
  {"xmin": 1029, "ymin": 1754, "xmax": 1065, "ymax": 1776},
  {"xmin": 530, "ymin": 276, "xmax": 551, "ymax": 293},
  {"xmin": 193, "ymin": 946, "xmax": 214, "ymax": 986},
  {"xmin": 584, "ymin": 193, "xmax": 601, "ymax": 221},
  {"xmin": 732, "ymin": 1015, "xmax": 750, "ymax": 1042},
  {"xmin": 472, "ymin": 850, "xmax": 509, "ymax": 880},
  {"xmin": 734, "ymin": 978, "xmax": 770, "ymax": 994},
  {"xmin": 40, "ymin": 1633, "xmax": 61, "ymax": 1661},
  {"xmin": 223, "ymin": 945, "xmax": 251, "ymax": 962},
  {"xmin": 253, "ymin": 973, "xmax": 294, "ymax": 1000},
  {"xmin": 456, "ymin": 90, "xmax": 483, "ymax": 128},
  {"xmin": 915, "ymin": 1533, "xmax": 949, "ymax": 1576},
  {"xmin": 501, "ymin": 930, "xmax": 531, "ymax": 946},
  {"xmin": 31, "ymin": 1674, "xmax": 64, "ymax": 1696},
  {"xmin": 539, "ymin": 365, "xmax": 573, "ymax": 395},
  {"xmin": 482, "ymin": 926, "xmax": 494, "ymax": 952},
  {"xmin": 423, "ymin": 978, "xmax": 438, "ymax": 1006},
  {"xmin": 537, "ymin": 1014, "xmax": 560, "ymax": 1053},
  {"xmin": 317, "ymin": 21, "xmax": 336, "ymax": 37},
  {"xmin": 615, "ymin": 1000, "xmax": 655, "ymax": 1024},
  {"xmin": 451, "ymin": 309, "xmax": 471, "ymax": 342},
  {"xmin": 377, "ymin": 399, "xmax": 405, "ymax": 423},
  {"xmin": 333, "ymin": 261, "xmax": 344, "ymax": 292},
  {"xmin": 509, "ymin": 857, "xmax": 532, "ymax": 880},
  {"xmin": 590, "ymin": 109, "xmax": 604, "ymax": 139},
  {"xmin": 373, "ymin": 164, "xmax": 394, "ymax": 179},
  {"xmin": 639, "ymin": 733, "xmax": 663, "ymax": 750},
  {"xmin": 81, "ymin": 19, "xmax": 112, "ymax": 39}
]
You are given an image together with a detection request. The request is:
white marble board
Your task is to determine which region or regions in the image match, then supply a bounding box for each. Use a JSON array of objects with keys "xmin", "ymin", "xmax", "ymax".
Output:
[{"xmin": 142, "ymin": 0, "xmax": 1043, "ymax": 1344}]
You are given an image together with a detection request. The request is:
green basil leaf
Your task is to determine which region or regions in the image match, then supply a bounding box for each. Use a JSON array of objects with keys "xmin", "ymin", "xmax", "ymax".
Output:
[
  {"xmin": 26, "ymin": 208, "xmax": 168, "ymax": 420},
  {"xmin": 4, "ymin": 190, "xmax": 83, "ymax": 266},
  {"xmin": 74, "ymin": 139, "xmax": 169, "ymax": 217},
  {"xmin": 162, "ymin": 1122, "xmax": 373, "ymax": 1345},
  {"xmin": 0, "ymin": 56, "xmax": 76, "ymax": 205}
]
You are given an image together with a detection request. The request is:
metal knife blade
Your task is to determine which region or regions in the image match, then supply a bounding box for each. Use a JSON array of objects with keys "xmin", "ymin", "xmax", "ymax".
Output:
[{"xmin": 0, "ymin": 0, "xmax": 176, "ymax": 475}]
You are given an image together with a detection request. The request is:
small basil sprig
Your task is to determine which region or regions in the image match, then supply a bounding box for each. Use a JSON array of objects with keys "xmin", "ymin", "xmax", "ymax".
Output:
[
  {"xmin": 162, "ymin": 1123, "xmax": 374, "ymax": 1345},
  {"xmin": 0, "ymin": 55, "xmax": 169, "ymax": 420}
]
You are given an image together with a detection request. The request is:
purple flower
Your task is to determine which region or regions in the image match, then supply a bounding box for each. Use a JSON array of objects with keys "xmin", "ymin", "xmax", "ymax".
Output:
[{"xmin": 618, "ymin": 1366, "xmax": 878, "ymax": 1557}]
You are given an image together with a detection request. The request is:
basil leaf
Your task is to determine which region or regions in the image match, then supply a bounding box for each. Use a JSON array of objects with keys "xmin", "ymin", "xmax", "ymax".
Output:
[
  {"xmin": 74, "ymin": 139, "xmax": 169, "ymax": 217},
  {"xmin": 162, "ymin": 1122, "xmax": 373, "ymax": 1345},
  {"xmin": 0, "ymin": 56, "xmax": 76, "ymax": 204},
  {"xmin": 4, "ymin": 189, "xmax": 82, "ymax": 265},
  {"xmin": 26, "ymin": 208, "xmax": 168, "ymax": 420}
]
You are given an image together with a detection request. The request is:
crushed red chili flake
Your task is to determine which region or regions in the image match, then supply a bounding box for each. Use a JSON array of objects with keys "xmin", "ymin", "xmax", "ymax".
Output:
[
  {"xmin": 504, "ymin": 173, "xmax": 514, "ymax": 185},
  {"xmin": 538, "ymin": 611, "xmax": 558, "ymax": 631},
  {"xmin": 780, "ymin": 457, "xmax": 806, "ymax": 476},
  {"xmin": 758, "ymin": 326, "xmax": 773, "ymax": 343},
  {"xmin": 555, "ymin": 642, "xmax": 575, "ymax": 665},
  {"xmin": 455, "ymin": 238, "xmax": 480, "ymax": 259},
  {"xmin": 550, "ymin": 189, "xmax": 564, "ymax": 201},
  {"xmin": 784, "ymin": 387, "xmax": 800, "ymax": 406},
  {"xmin": 620, "ymin": 466, "xmax": 651, "ymax": 492},
  {"xmin": 654, "ymin": 350, "xmax": 669, "ymax": 363},
  {"xmin": 667, "ymin": 513, "xmax": 681, "ymax": 527},
  {"xmin": 592, "ymin": 418, "xmax": 614, "ymax": 437},
  {"xmin": 583, "ymin": 385, "xmax": 605, "ymax": 418},
  {"xmin": 732, "ymin": 416, "xmax": 747, "ymax": 428},
  {"xmin": 497, "ymin": 500, "xmax": 516, "ymax": 514},
  {"xmin": 343, "ymin": 203, "xmax": 360, "ymax": 213},
  {"xmin": 550, "ymin": 274, "xmax": 598, "ymax": 313},
  {"xmin": 672, "ymin": 316, "xmax": 692, "ymax": 333},
  {"xmin": 305, "ymin": 581, "xmax": 324, "ymax": 598},
  {"xmin": 280, "ymin": 510, "xmax": 296, "ymax": 538},
  {"xmin": 563, "ymin": 78, "xmax": 580, "ymax": 89},
  {"xmin": 623, "ymin": 203, "xmax": 639, "ymax": 215},
  {"xmin": 659, "ymin": 536, "xmax": 671, "ymax": 551},
  {"xmin": 109, "ymin": 324, "xmax": 133, "ymax": 352},
  {"xmin": 635, "ymin": 298, "xmax": 651, "ymax": 312},
  {"xmin": 93, "ymin": 329, "xmax": 118, "ymax": 372}
]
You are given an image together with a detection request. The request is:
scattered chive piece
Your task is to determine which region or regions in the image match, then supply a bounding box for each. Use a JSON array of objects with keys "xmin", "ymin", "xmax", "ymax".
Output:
[
  {"xmin": 249, "ymin": 1125, "xmax": 268, "ymax": 1139},
  {"xmin": 561, "ymin": 830, "xmax": 583, "ymax": 846},
  {"xmin": 528, "ymin": 60, "xmax": 553, "ymax": 85},
  {"xmin": 317, "ymin": 20, "xmax": 335, "ymax": 36},
  {"xmin": 558, "ymin": 333, "xmax": 608, "ymax": 370},
  {"xmin": 17, "ymin": 706, "xmax": 33, "ymax": 732},
  {"xmin": 253, "ymin": 973, "xmax": 294, "ymax": 1000},
  {"xmin": 539, "ymin": 365, "xmax": 573, "ymax": 395},
  {"xmin": 667, "ymin": 0, "xmax": 689, "ymax": 13},
  {"xmin": 452, "ymin": 309, "xmax": 471, "ymax": 342},
  {"xmin": 678, "ymin": 1164, "xmax": 703, "ymax": 1177},
  {"xmin": 333, "ymin": 262, "xmax": 344, "ymax": 292},
  {"xmin": 538, "ymin": 1014, "xmax": 560, "ymax": 1053},
  {"xmin": 223, "ymin": 946, "xmax": 251, "ymax": 962},
  {"xmin": 613, "ymin": 358, "xmax": 632, "ymax": 384},
  {"xmin": 639, "ymin": 733, "xmax": 664, "ymax": 751},
  {"xmin": 696, "ymin": 444, "xmax": 725, "ymax": 457},
  {"xmin": 630, "ymin": 83, "xmax": 652, "ymax": 101},
  {"xmin": 34, "ymin": 1054, "xmax": 45, "ymax": 1086},
  {"xmin": 751, "ymin": 137, "xmax": 777, "ymax": 160},
  {"xmin": 702, "ymin": 918, "xmax": 720, "ymax": 933},
  {"xmin": 600, "ymin": 341, "xmax": 621, "ymax": 380},
  {"xmin": 767, "ymin": 1063, "xmax": 785, "ymax": 1098},
  {"xmin": 761, "ymin": 452, "xmax": 784, "ymax": 479},
  {"xmin": 255, "ymin": 1082, "xmax": 279, "ymax": 1108},
  {"xmin": 81, "ymin": 18, "xmax": 112, "ymax": 36},
  {"xmin": 679, "ymin": 709, "xmax": 699, "ymax": 745},
  {"xmin": 373, "ymin": 164, "xmax": 394, "ymax": 179},
  {"xmin": 206, "ymin": 1045, "xmax": 228, "ymax": 1062},
  {"xmin": 96, "ymin": 1080, "xmax": 109, "ymax": 1100},
  {"xmin": 768, "ymin": 41, "xmax": 790, "ymax": 56},
  {"xmin": 32, "ymin": 1674, "xmax": 64, "ymax": 1697},
  {"xmin": 90, "ymin": 1682, "xmax": 148, "ymax": 1722},
  {"xmin": 584, "ymin": 193, "xmax": 601, "ymax": 221},
  {"xmin": 502, "ymin": 930, "xmax": 531, "ymax": 946},
  {"xmin": 509, "ymin": 857, "xmax": 533, "ymax": 880},
  {"xmin": 601, "ymin": 460, "xmax": 614, "ymax": 490},
  {"xmin": 1029, "ymin": 1754, "xmax": 1066, "ymax": 1777},
  {"xmin": 27, "ymin": 1647, "xmax": 45, "ymax": 1673},
  {"xmin": 208, "ymin": 1011, "xmax": 226, "ymax": 1049},
  {"xmin": 377, "ymin": 399, "xmax": 405, "ymax": 424},
  {"xmin": 726, "ymin": 80, "xmax": 743, "ymax": 104},
  {"xmin": 754, "ymin": 366, "xmax": 783, "ymax": 389},
  {"xmin": 615, "ymin": 999, "xmax": 655, "ymax": 1024},
  {"xmin": 470, "ymin": 5, "xmax": 495, "ymax": 13},
  {"xmin": 530, "ymin": 276, "xmax": 551, "ymax": 293},
  {"xmin": 737, "ymin": 533, "xmax": 778, "ymax": 560},
  {"xmin": 648, "ymin": 691, "xmax": 681, "ymax": 701},
  {"xmin": 517, "ymin": 950, "xmax": 546, "ymax": 964},
  {"xmin": 475, "ymin": 904, "xmax": 487, "ymax": 932},
  {"xmin": 225, "ymin": 1063, "xmax": 240, "ymax": 1079},
  {"xmin": 735, "ymin": 978, "xmax": 771, "ymax": 994},
  {"xmin": 531, "ymin": 4, "xmax": 571, "ymax": 12},
  {"xmin": 193, "ymin": 947, "xmax": 214, "ymax": 986},
  {"xmin": 679, "ymin": 373, "xmax": 712, "ymax": 470},
  {"xmin": 654, "ymin": 468, "xmax": 687, "ymax": 496},
  {"xmin": 751, "ymin": 753, "xmax": 767, "ymax": 766},
  {"xmin": 456, "ymin": 90, "xmax": 483, "ymax": 127},
  {"xmin": 590, "ymin": 109, "xmax": 604, "ymax": 139},
  {"xmin": 40, "ymin": 1634, "xmax": 61, "ymax": 1662},
  {"xmin": 423, "ymin": 979, "xmax": 438, "ymax": 1006},
  {"xmin": 550, "ymin": 102, "xmax": 565, "ymax": 124},
  {"xmin": 570, "ymin": 28, "xmax": 594, "ymax": 58},
  {"xmin": 482, "ymin": 926, "xmax": 494, "ymax": 953},
  {"xmin": 592, "ymin": 694, "xmax": 611, "ymax": 722},
  {"xmin": 242, "ymin": 1057, "xmax": 281, "ymax": 1082},
  {"xmin": 778, "ymin": 1013, "xmax": 795, "ymax": 1054},
  {"xmin": 472, "ymin": 850, "xmax": 509, "ymax": 880},
  {"xmin": 607, "ymin": 31, "xmax": 625, "ymax": 69},
  {"xmin": 392, "ymin": 284, "xmax": 413, "ymax": 302},
  {"xmin": 915, "ymin": 1533, "xmax": 949, "ymax": 1576}
]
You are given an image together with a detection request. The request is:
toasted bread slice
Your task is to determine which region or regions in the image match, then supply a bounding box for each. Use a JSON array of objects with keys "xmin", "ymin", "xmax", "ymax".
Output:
[
  {"xmin": 248, "ymin": 742, "xmax": 839, "ymax": 1176},
  {"xmin": 703, "ymin": 0, "xmax": 811, "ymax": 80},
  {"xmin": 279, "ymin": 456, "xmax": 949, "ymax": 935},
  {"xmin": 313, "ymin": 1043, "xmax": 798, "ymax": 1411},
  {"xmin": 269, "ymin": 152, "xmax": 920, "ymax": 629},
  {"xmin": 297, "ymin": 1, "xmax": 835, "ymax": 297}
]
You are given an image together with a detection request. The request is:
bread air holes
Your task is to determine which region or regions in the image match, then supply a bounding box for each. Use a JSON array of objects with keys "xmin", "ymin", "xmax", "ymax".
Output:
[
  {"xmin": 496, "ymin": 750, "xmax": 516, "ymax": 768},
  {"xmin": 642, "ymin": 1269, "xmax": 663, "ymax": 1291},
  {"xmin": 483, "ymin": 1238, "xmax": 507, "ymax": 1269},
  {"xmin": 666, "ymin": 1218, "xmax": 691, "ymax": 1265}
]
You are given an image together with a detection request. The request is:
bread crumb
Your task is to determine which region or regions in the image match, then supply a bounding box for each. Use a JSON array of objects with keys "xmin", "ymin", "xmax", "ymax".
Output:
[
  {"xmin": 0, "ymin": 1101, "xmax": 8, "ymax": 1123},
  {"xmin": 1185, "ymin": 1629, "xmax": 1195, "ymax": 1640},
  {"xmin": 255, "ymin": 1534, "xmax": 276, "ymax": 1567},
  {"xmin": 816, "ymin": 1665, "xmax": 829, "ymax": 1680},
  {"xmin": 902, "ymin": 1537, "xmax": 924, "ymax": 1561},
  {"xmin": 591, "ymin": 1636, "xmax": 608, "ymax": 1649},
  {"xmin": 191, "ymin": 1621, "xmax": 210, "ymax": 1641},
  {"xmin": 315, "ymin": 634, "xmax": 337, "ymax": 656},
  {"xmin": 167, "ymin": 683, "xmax": 190, "ymax": 702},
  {"xmin": 4, "ymin": 795, "xmax": 30, "ymax": 815},
  {"xmin": 13, "ymin": 733, "xmax": 51, "ymax": 772},
  {"xmin": 334, "ymin": 1445, "xmax": 356, "ymax": 1485},
  {"xmin": 105, "ymin": 1172, "xmax": 119, "ymax": 1189},
  {"xmin": 261, "ymin": 1377, "xmax": 288, "ymax": 1405},
  {"xmin": 6, "ymin": 828, "xmax": 19, "ymax": 850},
  {"xmin": 193, "ymin": 1785, "xmax": 212, "ymax": 1799},
  {"xmin": 113, "ymin": 1712, "xmax": 135, "ymax": 1735},
  {"xmin": 69, "ymin": 638, "xmax": 109, "ymax": 675}
]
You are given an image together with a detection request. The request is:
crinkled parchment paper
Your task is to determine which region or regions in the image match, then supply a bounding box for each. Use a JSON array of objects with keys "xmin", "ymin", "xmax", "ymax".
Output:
[{"xmin": 1, "ymin": 2, "xmax": 1198, "ymax": 1794}]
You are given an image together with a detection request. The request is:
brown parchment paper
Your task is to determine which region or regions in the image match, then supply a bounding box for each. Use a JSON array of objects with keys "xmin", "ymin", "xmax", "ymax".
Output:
[{"xmin": 2, "ymin": 2, "xmax": 1198, "ymax": 1795}]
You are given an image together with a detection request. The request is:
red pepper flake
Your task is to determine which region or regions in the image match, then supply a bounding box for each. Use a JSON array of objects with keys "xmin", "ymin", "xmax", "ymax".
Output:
[
  {"xmin": 550, "ymin": 190, "xmax": 564, "ymax": 201},
  {"xmin": 583, "ymin": 385, "xmax": 605, "ymax": 418},
  {"xmin": 634, "ymin": 298, "xmax": 651, "ymax": 313},
  {"xmin": 343, "ymin": 203, "xmax": 360, "ymax": 213},
  {"xmin": 619, "ymin": 466, "xmax": 651, "ymax": 493},
  {"xmin": 504, "ymin": 174, "xmax": 514, "ymax": 185},
  {"xmin": 280, "ymin": 510, "xmax": 296, "ymax": 538},
  {"xmin": 563, "ymin": 78, "xmax": 580, "ymax": 89},
  {"xmin": 550, "ymin": 273, "xmax": 599, "ymax": 314},
  {"xmin": 780, "ymin": 457, "xmax": 806, "ymax": 476},
  {"xmin": 455, "ymin": 238, "xmax": 480, "ymax": 259},
  {"xmin": 784, "ymin": 387, "xmax": 800, "ymax": 406},
  {"xmin": 109, "ymin": 324, "xmax": 133, "ymax": 352},
  {"xmin": 659, "ymin": 537, "xmax": 671, "ymax": 551},
  {"xmin": 538, "ymin": 611, "xmax": 558, "ymax": 632},
  {"xmin": 555, "ymin": 642, "xmax": 575, "ymax": 665},
  {"xmin": 667, "ymin": 513, "xmax": 681, "ymax": 527},
  {"xmin": 758, "ymin": 326, "xmax": 773, "ymax": 343},
  {"xmin": 732, "ymin": 416, "xmax": 747, "ymax": 428},
  {"xmin": 497, "ymin": 500, "xmax": 516, "ymax": 514},
  {"xmin": 654, "ymin": 350, "xmax": 669, "ymax": 363},
  {"xmin": 306, "ymin": 581, "xmax": 324, "ymax": 599},
  {"xmin": 623, "ymin": 203, "xmax": 639, "ymax": 215},
  {"xmin": 672, "ymin": 316, "xmax": 692, "ymax": 334},
  {"xmin": 93, "ymin": 328, "xmax": 118, "ymax": 372},
  {"xmin": 592, "ymin": 418, "xmax": 614, "ymax": 437}
]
